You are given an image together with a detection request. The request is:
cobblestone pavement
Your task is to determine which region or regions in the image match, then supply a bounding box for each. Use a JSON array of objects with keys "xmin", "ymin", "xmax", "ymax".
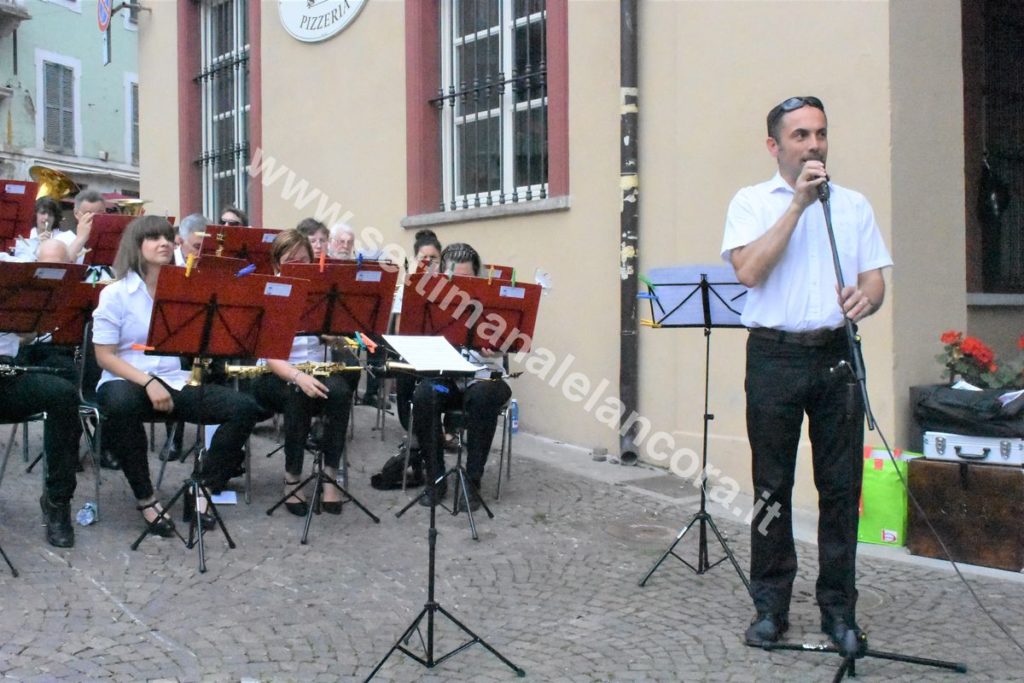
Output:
[{"xmin": 1, "ymin": 407, "xmax": 1023, "ymax": 682}]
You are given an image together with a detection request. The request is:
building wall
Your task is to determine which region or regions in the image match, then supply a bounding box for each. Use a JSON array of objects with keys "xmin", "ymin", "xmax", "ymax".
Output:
[
  {"xmin": 135, "ymin": 0, "xmax": 177, "ymax": 217},
  {"xmin": 0, "ymin": 0, "xmax": 139, "ymax": 191},
  {"xmin": 136, "ymin": 0, "xmax": 989, "ymax": 512}
]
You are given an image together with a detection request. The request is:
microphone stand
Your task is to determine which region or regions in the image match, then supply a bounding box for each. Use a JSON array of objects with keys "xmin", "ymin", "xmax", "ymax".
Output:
[{"xmin": 755, "ymin": 180, "xmax": 966, "ymax": 680}]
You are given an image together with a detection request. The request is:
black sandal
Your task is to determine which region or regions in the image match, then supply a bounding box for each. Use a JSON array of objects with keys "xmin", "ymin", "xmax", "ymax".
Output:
[
  {"xmin": 284, "ymin": 479, "xmax": 309, "ymax": 517},
  {"xmin": 137, "ymin": 501, "xmax": 176, "ymax": 537}
]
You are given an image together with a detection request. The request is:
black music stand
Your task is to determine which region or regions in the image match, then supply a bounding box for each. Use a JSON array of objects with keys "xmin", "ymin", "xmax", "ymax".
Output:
[
  {"xmin": 637, "ymin": 265, "xmax": 751, "ymax": 591},
  {"xmin": 365, "ymin": 337, "xmax": 524, "ymax": 681},
  {"xmin": 129, "ymin": 268, "xmax": 308, "ymax": 572},
  {"xmin": 0, "ymin": 180, "xmax": 37, "ymax": 255}
]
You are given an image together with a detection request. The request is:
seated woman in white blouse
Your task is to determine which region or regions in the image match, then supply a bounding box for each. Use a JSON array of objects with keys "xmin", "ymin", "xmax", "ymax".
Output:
[
  {"xmin": 251, "ymin": 229, "xmax": 357, "ymax": 516},
  {"xmin": 92, "ymin": 216, "xmax": 262, "ymax": 535}
]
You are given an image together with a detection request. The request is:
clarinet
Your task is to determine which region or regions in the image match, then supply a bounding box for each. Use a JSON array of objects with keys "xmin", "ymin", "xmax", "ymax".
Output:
[{"xmin": 0, "ymin": 363, "xmax": 66, "ymax": 377}]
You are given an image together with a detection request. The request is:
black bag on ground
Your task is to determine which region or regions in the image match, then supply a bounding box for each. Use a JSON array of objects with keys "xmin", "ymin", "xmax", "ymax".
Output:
[
  {"xmin": 371, "ymin": 452, "xmax": 424, "ymax": 490},
  {"xmin": 914, "ymin": 385, "xmax": 1024, "ymax": 438}
]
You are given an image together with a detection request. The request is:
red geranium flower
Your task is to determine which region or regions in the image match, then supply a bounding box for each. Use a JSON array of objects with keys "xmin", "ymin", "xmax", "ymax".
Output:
[
  {"xmin": 1018, "ymin": 334, "xmax": 1024, "ymax": 350},
  {"xmin": 941, "ymin": 330, "xmax": 962, "ymax": 345}
]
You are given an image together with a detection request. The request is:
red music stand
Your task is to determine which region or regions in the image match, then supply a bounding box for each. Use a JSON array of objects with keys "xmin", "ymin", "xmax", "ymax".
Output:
[
  {"xmin": 131, "ymin": 267, "xmax": 309, "ymax": 571},
  {"xmin": 199, "ymin": 226, "xmax": 281, "ymax": 274},
  {"xmin": 80, "ymin": 214, "xmax": 178, "ymax": 267},
  {"xmin": 193, "ymin": 255, "xmax": 249, "ymax": 277},
  {"xmin": 0, "ymin": 180, "xmax": 38, "ymax": 255},
  {"xmin": 82, "ymin": 214, "xmax": 132, "ymax": 267},
  {"xmin": 400, "ymin": 272, "xmax": 541, "ymax": 353},
  {"xmin": 279, "ymin": 262, "xmax": 399, "ymax": 336},
  {"xmin": 38, "ymin": 280, "xmax": 107, "ymax": 347},
  {"xmin": 0, "ymin": 262, "xmax": 88, "ymax": 334}
]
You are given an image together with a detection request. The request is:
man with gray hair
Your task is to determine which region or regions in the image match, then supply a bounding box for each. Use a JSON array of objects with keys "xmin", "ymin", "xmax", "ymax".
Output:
[
  {"xmin": 328, "ymin": 222, "xmax": 355, "ymax": 259},
  {"xmin": 174, "ymin": 213, "xmax": 210, "ymax": 266}
]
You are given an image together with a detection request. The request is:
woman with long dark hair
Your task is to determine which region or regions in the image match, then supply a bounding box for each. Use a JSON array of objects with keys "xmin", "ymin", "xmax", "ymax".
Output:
[{"xmin": 92, "ymin": 216, "xmax": 261, "ymax": 534}]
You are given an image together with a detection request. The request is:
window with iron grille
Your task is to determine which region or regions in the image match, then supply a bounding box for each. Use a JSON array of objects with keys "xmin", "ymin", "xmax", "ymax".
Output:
[
  {"xmin": 436, "ymin": 0, "xmax": 547, "ymax": 211},
  {"xmin": 198, "ymin": 0, "xmax": 250, "ymax": 221},
  {"xmin": 43, "ymin": 61, "xmax": 74, "ymax": 154}
]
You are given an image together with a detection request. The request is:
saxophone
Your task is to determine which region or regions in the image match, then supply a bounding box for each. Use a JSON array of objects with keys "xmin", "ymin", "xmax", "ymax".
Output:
[{"xmin": 224, "ymin": 361, "xmax": 363, "ymax": 379}]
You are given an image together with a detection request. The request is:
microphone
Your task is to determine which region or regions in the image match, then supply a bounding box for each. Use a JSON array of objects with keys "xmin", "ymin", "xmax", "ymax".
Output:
[{"xmin": 818, "ymin": 174, "xmax": 830, "ymax": 202}]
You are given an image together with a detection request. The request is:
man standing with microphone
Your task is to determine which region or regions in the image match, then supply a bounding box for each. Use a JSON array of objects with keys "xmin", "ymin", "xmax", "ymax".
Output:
[{"xmin": 720, "ymin": 96, "xmax": 892, "ymax": 652}]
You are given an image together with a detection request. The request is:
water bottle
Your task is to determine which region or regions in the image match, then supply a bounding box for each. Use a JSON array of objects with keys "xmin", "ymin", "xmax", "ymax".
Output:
[
  {"xmin": 510, "ymin": 398, "xmax": 519, "ymax": 434},
  {"xmin": 75, "ymin": 502, "xmax": 97, "ymax": 526}
]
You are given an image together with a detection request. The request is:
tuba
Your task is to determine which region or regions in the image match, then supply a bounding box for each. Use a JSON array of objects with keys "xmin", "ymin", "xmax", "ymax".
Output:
[{"xmin": 30, "ymin": 165, "xmax": 79, "ymax": 201}]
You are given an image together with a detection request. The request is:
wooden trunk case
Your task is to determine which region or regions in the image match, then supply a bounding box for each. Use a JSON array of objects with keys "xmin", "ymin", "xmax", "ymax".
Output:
[{"xmin": 906, "ymin": 459, "xmax": 1024, "ymax": 572}]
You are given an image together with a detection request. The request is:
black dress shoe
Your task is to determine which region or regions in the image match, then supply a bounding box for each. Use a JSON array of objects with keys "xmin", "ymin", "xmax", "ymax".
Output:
[
  {"xmin": 283, "ymin": 480, "xmax": 309, "ymax": 516},
  {"xmin": 821, "ymin": 612, "xmax": 867, "ymax": 657},
  {"xmin": 39, "ymin": 494, "xmax": 74, "ymax": 548},
  {"xmin": 99, "ymin": 450, "xmax": 121, "ymax": 470},
  {"xmin": 744, "ymin": 612, "xmax": 789, "ymax": 647},
  {"xmin": 136, "ymin": 500, "xmax": 176, "ymax": 538}
]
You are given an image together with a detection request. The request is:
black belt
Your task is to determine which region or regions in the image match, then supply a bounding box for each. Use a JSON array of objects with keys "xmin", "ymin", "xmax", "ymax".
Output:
[{"xmin": 748, "ymin": 326, "xmax": 846, "ymax": 347}]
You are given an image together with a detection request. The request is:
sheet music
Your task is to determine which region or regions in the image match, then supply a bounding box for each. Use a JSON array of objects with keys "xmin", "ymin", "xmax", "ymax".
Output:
[{"xmin": 384, "ymin": 334, "xmax": 483, "ymax": 373}]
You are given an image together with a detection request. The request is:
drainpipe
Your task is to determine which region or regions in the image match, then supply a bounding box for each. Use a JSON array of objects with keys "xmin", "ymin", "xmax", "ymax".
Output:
[{"xmin": 619, "ymin": 0, "xmax": 639, "ymax": 465}]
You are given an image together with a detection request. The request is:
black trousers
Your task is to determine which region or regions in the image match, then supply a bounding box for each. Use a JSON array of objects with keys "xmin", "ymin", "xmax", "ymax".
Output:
[
  {"xmin": 745, "ymin": 333, "xmax": 864, "ymax": 619},
  {"xmin": 412, "ymin": 378, "xmax": 511, "ymax": 484},
  {"xmin": 1, "ymin": 373, "xmax": 81, "ymax": 502},
  {"xmin": 252, "ymin": 373, "xmax": 355, "ymax": 475},
  {"xmin": 96, "ymin": 380, "xmax": 260, "ymax": 500}
]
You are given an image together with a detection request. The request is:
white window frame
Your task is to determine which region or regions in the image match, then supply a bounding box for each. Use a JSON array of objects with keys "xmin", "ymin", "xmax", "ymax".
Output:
[
  {"xmin": 41, "ymin": 0, "xmax": 82, "ymax": 14},
  {"xmin": 35, "ymin": 49, "xmax": 82, "ymax": 157},
  {"xmin": 199, "ymin": 0, "xmax": 251, "ymax": 220},
  {"xmin": 439, "ymin": 0, "xmax": 548, "ymax": 210},
  {"xmin": 124, "ymin": 72, "xmax": 139, "ymax": 166}
]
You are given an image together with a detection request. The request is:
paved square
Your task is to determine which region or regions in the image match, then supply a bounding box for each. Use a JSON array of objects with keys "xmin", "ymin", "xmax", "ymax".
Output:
[{"xmin": 1, "ymin": 407, "xmax": 1023, "ymax": 681}]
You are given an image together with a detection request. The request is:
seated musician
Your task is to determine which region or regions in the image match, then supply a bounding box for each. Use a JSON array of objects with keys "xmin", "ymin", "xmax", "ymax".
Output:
[
  {"xmin": 328, "ymin": 222, "xmax": 355, "ymax": 259},
  {"xmin": 173, "ymin": 213, "xmax": 209, "ymax": 266},
  {"xmin": 410, "ymin": 242, "xmax": 512, "ymax": 509},
  {"xmin": 296, "ymin": 218, "xmax": 329, "ymax": 261},
  {"xmin": 251, "ymin": 229, "xmax": 357, "ymax": 516},
  {"xmin": 0, "ymin": 328, "xmax": 82, "ymax": 547},
  {"xmin": 18, "ymin": 192, "xmax": 105, "ymax": 262},
  {"xmin": 219, "ymin": 206, "xmax": 248, "ymax": 227},
  {"xmin": 389, "ymin": 229, "xmax": 442, "ymax": 439},
  {"xmin": 92, "ymin": 216, "xmax": 261, "ymax": 535}
]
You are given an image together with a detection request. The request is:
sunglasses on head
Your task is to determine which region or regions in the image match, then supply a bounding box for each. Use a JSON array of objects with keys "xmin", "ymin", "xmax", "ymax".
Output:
[
  {"xmin": 767, "ymin": 96, "xmax": 825, "ymax": 137},
  {"xmin": 776, "ymin": 96, "xmax": 824, "ymax": 113},
  {"xmin": 221, "ymin": 219, "xmax": 243, "ymax": 227}
]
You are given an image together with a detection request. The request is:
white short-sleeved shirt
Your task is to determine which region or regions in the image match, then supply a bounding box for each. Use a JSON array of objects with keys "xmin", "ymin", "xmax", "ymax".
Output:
[
  {"xmin": 16, "ymin": 228, "xmax": 83, "ymax": 263},
  {"xmin": 0, "ymin": 333, "xmax": 19, "ymax": 358},
  {"xmin": 92, "ymin": 271, "xmax": 190, "ymax": 389},
  {"xmin": 721, "ymin": 173, "xmax": 893, "ymax": 332},
  {"xmin": 285, "ymin": 335, "xmax": 327, "ymax": 366}
]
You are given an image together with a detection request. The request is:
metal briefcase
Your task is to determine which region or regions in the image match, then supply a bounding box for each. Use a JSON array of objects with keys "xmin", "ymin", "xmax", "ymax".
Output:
[{"xmin": 923, "ymin": 431, "xmax": 1024, "ymax": 467}]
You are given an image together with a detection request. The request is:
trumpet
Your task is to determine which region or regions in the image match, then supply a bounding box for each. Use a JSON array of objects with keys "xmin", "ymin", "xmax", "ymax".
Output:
[{"xmin": 224, "ymin": 361, "xmax": 363, "ymax": 379}]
